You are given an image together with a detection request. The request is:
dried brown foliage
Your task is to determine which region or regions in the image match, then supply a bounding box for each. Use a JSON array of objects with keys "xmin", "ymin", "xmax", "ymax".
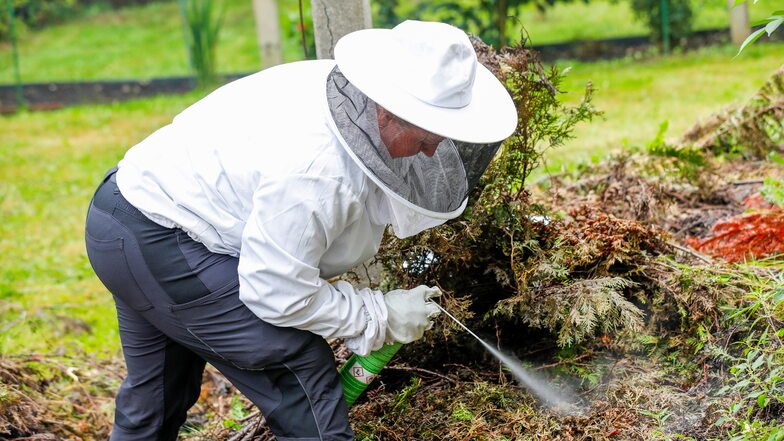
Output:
[
  {"xmin": 547, "ymin": 146, "xmax": 779, "ymax": 241},
  {"xmin": 195, "ymin": 56, "xmax": 783, "ymax": 441},
  {"xmin": 548, "ymin": 67, "xmax": 784, "ymax": 260},
  {"xmin": 0, "ymin": 354, "xmax": 119, "ymax": 439},
  {"xmin": 557, "ymin": 205, "xmax": 670, "ymax": 273},
  {"xmin": 680, "ymin": 66, "xmax": 784, "ymax": 159},
  {"xmin": 683, "ymin": 188, "xmax": 784, "ymax": 263},
  {"xmin": 0, "ymin": 352, "xmax": 281, "ymax": 441},
  {"xmin": 376, "ymin": 46, "xmax": 784, "ymax": 359},
  {"xmin": 686, "ymin": 207, "xmax": 784, "ymax": 262},
  {"xmin": 217, "ymin": 42, "xmax": 784, "ymax": 441}
]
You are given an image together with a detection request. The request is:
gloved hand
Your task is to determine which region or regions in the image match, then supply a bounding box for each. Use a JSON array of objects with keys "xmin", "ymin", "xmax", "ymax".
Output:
[{"xmin": 384, "ymin": 285, "xmax": 442, "ymax": 344}]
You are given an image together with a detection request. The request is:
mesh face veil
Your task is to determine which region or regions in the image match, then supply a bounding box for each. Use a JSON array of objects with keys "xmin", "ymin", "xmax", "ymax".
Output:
[{"xmin": 326, "ymin": 67, "xmax": 501, "ymax": 238}]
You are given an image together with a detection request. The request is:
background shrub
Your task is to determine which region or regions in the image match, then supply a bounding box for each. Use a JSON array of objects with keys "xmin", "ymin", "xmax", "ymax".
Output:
[
  {"xmin": 1, "ymin": 0, "xmax": 76, "ymax": 40},
  {"xmin": 630, "ymin": 0, "xmax": 694, "ymax": 48}
]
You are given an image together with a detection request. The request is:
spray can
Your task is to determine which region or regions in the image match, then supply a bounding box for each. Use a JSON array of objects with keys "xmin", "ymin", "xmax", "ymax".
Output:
[{"xmin": 339, "ymin": 342, "xmax": 403, "ymax": 406}]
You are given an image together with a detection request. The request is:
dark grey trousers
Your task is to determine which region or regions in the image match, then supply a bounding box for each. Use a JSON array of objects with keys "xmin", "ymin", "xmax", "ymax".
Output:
[{"xmin": 85, "ymin": 169, "xmax": 354, "ymax": 441}]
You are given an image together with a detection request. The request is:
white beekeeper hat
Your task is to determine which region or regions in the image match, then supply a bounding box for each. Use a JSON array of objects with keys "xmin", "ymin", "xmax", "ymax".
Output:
[{"xmin": 334, "ymin": 20, "xmax": 517, "ymax": 144}]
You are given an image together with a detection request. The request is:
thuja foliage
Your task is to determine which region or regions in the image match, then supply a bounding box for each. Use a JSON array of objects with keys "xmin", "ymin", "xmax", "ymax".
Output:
[{"xmin": 377, "ymin": 37, "xmax": 627, "ymax": 348}]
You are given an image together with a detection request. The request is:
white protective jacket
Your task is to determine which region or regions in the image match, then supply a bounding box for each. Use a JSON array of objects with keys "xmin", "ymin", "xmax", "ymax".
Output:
[{"xmin": 116, "ymin": 60, "xmax": 394, "ymax": 355}]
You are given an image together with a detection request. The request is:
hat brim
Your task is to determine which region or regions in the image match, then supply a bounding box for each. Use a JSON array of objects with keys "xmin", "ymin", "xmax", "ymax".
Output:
[{"xmin": 334, "ymin": 28, "xmax": 518, "ymax": 144}]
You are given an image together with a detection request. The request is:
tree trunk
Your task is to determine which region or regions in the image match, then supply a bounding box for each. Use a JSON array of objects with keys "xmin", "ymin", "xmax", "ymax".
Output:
[
  {"xmin": 310, "ymin": 0, "xmax": 372, "ymax": 60},
  {"xmin": 728, "ymin": 0, "xmax": 750, "ymax": 46},
  {"xmin": 497, "ymin": 0, "xmax": 509, "ymax": 47},
  {"xmin": 252, "ymin": 0, "xmax": 283, "ymax": 68}
]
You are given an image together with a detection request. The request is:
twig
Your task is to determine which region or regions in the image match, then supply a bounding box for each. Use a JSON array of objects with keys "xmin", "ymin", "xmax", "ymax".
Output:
[
  {"xmin": 651, "ymin": 259, "xmax": 679, "ymax": 271},
  {"xmin": 444, "ymin": 363, "xmax": 501, "ymax": 379},
  {"xmin": 675, "ymin": 217, "xmax": 707, "ymax": 236},
  {"xmin": 241, "ymin": 418, "xmax": 262, "ymax": 441},
  {"xmin": 10, "ymin": 435, "xmax": 59, "ymax": 440},
  {"xmin": 731, "ymin": 179, "xmax": 764, "ymax": 186},
  {"xmin": 660, "ymin": 189, "xmax": 693, "ymax": 204},
  {"xmin": 520, "ymin": 344, "xmax": 557, "ymax": 357},
  {"xmin": 416, "ymin": 379, "xmax": 447, "ymax": 396},
  {"xmin": 208, "ymin": 369, "xmax": 232, "ymax": 395},
  {"xmin": 385, "ymin": 365, "xmax": 459, "ymax": 384},
  {"xmin": 228, "ymin": 415, "xmax": 260, "ymax": 441},
  {"xmin": 239, "ymin": 410, "xmax": 260, "ymax": 422},
  {"xmin": 23, "ymin": 355, "xmax": 100, "ymax": 410},
  {"xmin": 362, "ymin": 262, "xmax": 372, "ymax": 287},
  {"xmin": 533, "ymin": 353, "xmax": 592, "ymax": 370},
  {"xmin": 378, "ymin": 424, "xmax": 403, "ymax": 441},
  {"xmin": 0, "ymin": 316, "xmax": 24, "ymax": 335},
  {"xmin": 495, "ymin": 320, "xmax": 507, "ymax": 385},
  {"xmin": 666, "ymin": 240, "xmax": 713, "ymax": 264}
]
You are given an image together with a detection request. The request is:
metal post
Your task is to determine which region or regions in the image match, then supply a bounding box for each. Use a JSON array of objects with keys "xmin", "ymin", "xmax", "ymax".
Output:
[
  {"xmin": 6, "ymin": 0, "xmax": 24, "ymax": 110},
  {"xmin": 660, "ymin": 0, "xmax": 670, "ymax": 53}
]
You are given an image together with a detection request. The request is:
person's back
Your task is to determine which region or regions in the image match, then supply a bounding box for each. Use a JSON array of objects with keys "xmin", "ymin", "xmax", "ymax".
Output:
[{"xmin": 117, "ymin": 59, "xmax": 368, "ymax": 258}]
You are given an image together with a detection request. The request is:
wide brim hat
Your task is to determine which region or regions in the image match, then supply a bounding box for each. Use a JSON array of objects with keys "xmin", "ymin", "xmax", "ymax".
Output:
[{"xmin": 334, "ymin": 20, "xmax": 518, "ymax": 144}]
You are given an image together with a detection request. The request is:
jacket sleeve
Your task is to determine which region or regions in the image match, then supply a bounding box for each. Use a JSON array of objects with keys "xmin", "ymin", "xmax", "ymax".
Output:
[{"xmin": 237, "ymin": 174, "xmax": 387, "ymax": 355}]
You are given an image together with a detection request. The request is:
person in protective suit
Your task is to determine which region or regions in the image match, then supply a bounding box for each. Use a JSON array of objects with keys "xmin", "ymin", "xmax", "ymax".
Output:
[{"xmin": 84, "ymin": 20, "xmax": 517, "ymax": 441}]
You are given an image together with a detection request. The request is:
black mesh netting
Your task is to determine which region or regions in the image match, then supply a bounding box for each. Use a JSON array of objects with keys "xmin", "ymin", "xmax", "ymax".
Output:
[{"xmin": 326, "ymin": 67, "xmax": 500, "ymax": 214}]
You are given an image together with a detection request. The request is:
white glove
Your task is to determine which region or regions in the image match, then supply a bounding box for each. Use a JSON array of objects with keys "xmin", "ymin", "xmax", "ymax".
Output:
[{"xmin": 384, "ymin": 285, "xmax": 442, "ymax": 344}]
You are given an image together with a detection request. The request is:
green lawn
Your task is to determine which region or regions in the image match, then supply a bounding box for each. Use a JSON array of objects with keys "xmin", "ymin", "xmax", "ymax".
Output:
[
  {"xmin": 1, "ymin": 0, "xmax": 782, "ymax": 83},
  {"xmin": 513, "ymin": 0, "xmax": 784, "ymax": 44},
  {"xmin": 0, "ymin": 92, "xmax": 202, "ymax": 355},
  {"xmin": 536, "ymin": 42, "xmax": 784, "ymax": 179},
  {"xmin": 0, "ymin": 0, "xmax": 308, "ymax": 83}
]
